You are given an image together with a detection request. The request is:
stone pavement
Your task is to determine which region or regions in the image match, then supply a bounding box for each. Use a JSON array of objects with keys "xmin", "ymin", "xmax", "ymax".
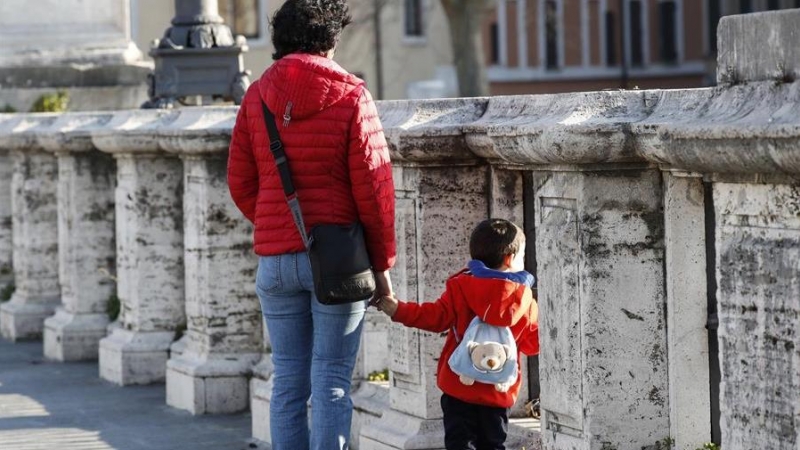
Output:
[{"xmin": 0, "ymin": 338, "xmax": 266, "ymax": 450}]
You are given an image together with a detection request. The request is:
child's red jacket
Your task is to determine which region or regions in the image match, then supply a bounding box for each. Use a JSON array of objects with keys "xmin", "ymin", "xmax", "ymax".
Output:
[{"xmin": 391, "ymin": 264, "xmax": 539, "ymax": 408}]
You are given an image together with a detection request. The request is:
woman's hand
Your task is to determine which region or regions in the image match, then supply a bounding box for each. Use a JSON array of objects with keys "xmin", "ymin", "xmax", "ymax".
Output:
[
  {"xmin": 370, "ymin": 270, "xmax": 393, "ymax": 305},
  {"xmin": 374, "ymin": 296, "xmax": 399, "ymax": 318}
]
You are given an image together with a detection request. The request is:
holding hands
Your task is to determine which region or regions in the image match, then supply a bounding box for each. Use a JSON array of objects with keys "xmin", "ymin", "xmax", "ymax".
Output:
[{"xmin": 371, "ymin": 295, "xmax": 399, "ymax": 317}]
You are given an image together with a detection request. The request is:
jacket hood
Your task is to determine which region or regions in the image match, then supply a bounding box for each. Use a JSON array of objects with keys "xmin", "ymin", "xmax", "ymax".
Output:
[
  {"xmin": 455, "ymin": 260, "xmax": 535, "ymax": 328},
  {"xmin": 259, "ymin": 53, "xmax": 364, "ymax": 122}
]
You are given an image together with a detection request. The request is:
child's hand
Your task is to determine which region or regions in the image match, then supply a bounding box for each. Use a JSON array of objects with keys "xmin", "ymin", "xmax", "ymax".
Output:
[{"xmin": 374, "ymin": 295, "xmax": 398, "ymax": 318}]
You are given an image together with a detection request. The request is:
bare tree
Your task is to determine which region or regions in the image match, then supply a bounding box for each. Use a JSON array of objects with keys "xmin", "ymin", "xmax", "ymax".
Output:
[{"xmin": 440, "ymin": 0, "xmax": 494, "ymax": 97}]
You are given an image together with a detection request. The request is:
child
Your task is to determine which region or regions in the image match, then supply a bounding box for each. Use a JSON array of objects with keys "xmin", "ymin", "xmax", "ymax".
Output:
[{"xmin": 374, "ymin": 218, "xmax": 539, "ymax": 450}]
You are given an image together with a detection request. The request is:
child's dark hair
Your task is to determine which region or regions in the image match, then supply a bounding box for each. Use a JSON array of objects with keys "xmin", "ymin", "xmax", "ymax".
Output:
[
  {"xmin": 469, "ymin": 219, "xmax": 525, "ymax": 269},
  {"xmin": 270, "ymin": 0, "xmax": 352, "ymax": 60}
]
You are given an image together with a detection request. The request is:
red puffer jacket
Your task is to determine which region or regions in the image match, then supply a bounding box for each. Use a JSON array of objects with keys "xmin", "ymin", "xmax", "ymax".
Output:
[{"xmin": 227, "ymin": 53, "xmax": 396, "ymax": 271}]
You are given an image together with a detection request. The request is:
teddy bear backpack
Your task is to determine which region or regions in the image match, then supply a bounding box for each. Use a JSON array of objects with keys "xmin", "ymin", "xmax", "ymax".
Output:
[{"xmin": 447, "ymin": 316, "xmax": 519, "ymax": 392}]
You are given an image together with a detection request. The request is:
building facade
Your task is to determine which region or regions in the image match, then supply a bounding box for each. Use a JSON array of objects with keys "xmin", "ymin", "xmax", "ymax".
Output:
[
  {"xmin": 483, "ymin": 0, "xmax": 800, "ymax": 94},
  {"xmin": 130, "ymin": 1, "xmax": 800, "ymax": 99},
  {"xmin": 130, "ymin": 0, "xmax": 454, "ymax": 101}
]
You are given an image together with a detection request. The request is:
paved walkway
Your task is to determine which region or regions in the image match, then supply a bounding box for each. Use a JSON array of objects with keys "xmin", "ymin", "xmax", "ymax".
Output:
[{"xmin": 0, "ymin": 338, "xmax": 264, "ymax": 450}]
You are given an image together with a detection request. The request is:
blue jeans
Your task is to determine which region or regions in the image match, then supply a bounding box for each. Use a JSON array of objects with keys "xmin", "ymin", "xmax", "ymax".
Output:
[{"xmin": 256, "ymin": 253, "xmax": 366, "ymax": 450}]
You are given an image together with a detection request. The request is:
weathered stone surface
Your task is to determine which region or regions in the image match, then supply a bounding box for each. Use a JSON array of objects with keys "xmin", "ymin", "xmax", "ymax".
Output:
[
  {"xmin": 164, "ymin": 155, "xmax": 261, "ymax": 414},
  {"xmin": 362, "ymin": 164, "xmax": 491, "ymax": 449},
  {"xmin": 636, "ymin": 83, "xmax": 800, "ymax": 175},
  {"xmin": 714, "ymin": 180, "xmax": 800, "ymax": 450},
  {"xmin": 96, "ymin": 153, "xmax": 184, "ymax": 385},
  {"xmin": 0, "ymin": 149, "xmax": 13, "ymax": 291},
  {"xmin": 534, "ymin": 167, "xmax": 669, "ymax": 450},
  {"xmin": 377, "ymin": 98, "xmax": 486, "ymax": 164},
  {"xmin": 662, "ymin": 172, "xmax": 711, "ymax": 450},
  {"xmin": 0, "ymin": 139, "xmax": 60, "ymax": 341},
  {"xmin": 249, "ymin": 357, "xmax": 274, "ymax": 444},
  {"xmin": 717, "ymin": 9, "xmax": 800, "ymax": 85},
  {"xmin": 36, "ymin": 113, "xmax": 118, "ymax": 361},
  {"xmin": 464, "ymin": 92, "xmax": 648, "ymax": 165},
  {"xmin": 0, "ymin": 0, "xmax": 143, "ymax": 68}
]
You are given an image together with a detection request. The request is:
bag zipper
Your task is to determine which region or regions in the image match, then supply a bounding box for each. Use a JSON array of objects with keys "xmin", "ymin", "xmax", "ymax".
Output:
[{"xmin": 283, "ymin": 101, "xmax": 293, "ymax": 127}]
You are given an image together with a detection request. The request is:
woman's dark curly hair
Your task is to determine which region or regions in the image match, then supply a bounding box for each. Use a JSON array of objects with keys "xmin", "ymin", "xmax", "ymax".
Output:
[{"xmin": 270, "ymin": 0, "xmax": 353, "ymax": 60}]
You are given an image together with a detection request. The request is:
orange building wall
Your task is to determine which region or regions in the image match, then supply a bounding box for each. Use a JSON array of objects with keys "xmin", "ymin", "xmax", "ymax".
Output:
[
  {"xmin": 483, "ymin": 9, "xmax": 498, "ymax": 66},
  {"xmin": 527, "ymin": 0, "xmax": 540, "ymax": 67},
  {"xmin": 564, "ymin": 0, "xmax": 583, "ymax": 66},
  {"xmin": 649, "ymin": 0, "xmax": 660, "ymax": 64},
  {"xmin": 589, "ymin": 0, "xmax": 601, "ymax": 65},
  {"xmin": 607, "ymin": 0, "xmax": 622, "ymax": 67},
  {"xmin": 684, "ymin": 1, "xmax": 706, "ymax": 60},
  {"xmin": 508, "ymin": 2, "xmax": 520, "ymax": 67}
]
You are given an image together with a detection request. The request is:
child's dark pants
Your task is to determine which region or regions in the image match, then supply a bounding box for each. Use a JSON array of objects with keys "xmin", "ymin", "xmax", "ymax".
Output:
[{"xmin": 440, "ymin": 393, "xmax": 508, "ymax": 450}]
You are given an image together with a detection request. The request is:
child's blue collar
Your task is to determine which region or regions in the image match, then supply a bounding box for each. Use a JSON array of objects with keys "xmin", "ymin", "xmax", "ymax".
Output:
[{"xmin": 466, "ymin": 260, "xmax": 535, "ymax": 288}]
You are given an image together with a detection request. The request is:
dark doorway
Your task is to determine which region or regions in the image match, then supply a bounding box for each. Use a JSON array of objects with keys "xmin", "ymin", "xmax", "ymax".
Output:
[{"xmin": 704, "ymin": 181, "xmax": 721, "ymax": 445}]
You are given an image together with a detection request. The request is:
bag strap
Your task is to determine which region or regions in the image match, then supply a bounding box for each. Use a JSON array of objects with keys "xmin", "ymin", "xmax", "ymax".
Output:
[{"xmin": 261, "ymin": 100, "xmax": 310, "ymax": 249}]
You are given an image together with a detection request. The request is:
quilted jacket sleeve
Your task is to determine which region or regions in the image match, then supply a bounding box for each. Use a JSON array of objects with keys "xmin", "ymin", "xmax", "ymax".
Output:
[
  {"xmin": 392, "ymin": 286, "xmax": 456, "ymax": 334},
  {"xmin": 348, "ymin": 87, "xmax": 396, "ymax": 271},
  {"xmin": 514, "ymin": 292, "xmax": 540, "ymax": 356},
  {"xmin": 227, "ymin": 100, "xmax": 259, "ymax": 223}
]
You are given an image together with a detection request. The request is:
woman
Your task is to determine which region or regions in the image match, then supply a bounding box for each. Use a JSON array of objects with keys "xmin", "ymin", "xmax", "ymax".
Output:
[{"xmin": 227, "ymin": 1, "xmax": 395, "ymax": 449}]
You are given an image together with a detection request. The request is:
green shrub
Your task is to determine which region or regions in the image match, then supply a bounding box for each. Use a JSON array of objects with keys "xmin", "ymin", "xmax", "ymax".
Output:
[
  {"xmin": 368, "ymin": 368, "xmax": 389, "ymax": 382},
  {"xmin": 695, "ymin": 444, "xmax": 720, "ymax": 450},
  {"xmin": 0, "ymin": 282, "xmax": 15, "ymax": 302},
  {"xmin": 30, "ymin": 91, "xmax": 69, "ymax": 113},
  {"xmin": 1, "ymin": 104, "xmax": 17, "ymax": 113},
  {"xmin": 174, "ymin": 322, "xmax": 187, "ymax": 341},
  {"xmin": 106, "ymin": 294, "xmax": 120, "ymax": 321}
]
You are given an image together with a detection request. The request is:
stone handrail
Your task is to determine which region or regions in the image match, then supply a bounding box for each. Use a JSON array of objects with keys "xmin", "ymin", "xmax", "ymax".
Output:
[{"xmin": 1, "ymin": 80, "xmax": 797, "ymax": 172}]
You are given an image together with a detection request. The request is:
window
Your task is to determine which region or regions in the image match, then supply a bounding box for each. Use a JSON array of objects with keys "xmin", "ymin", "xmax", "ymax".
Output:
[
  {"xmin": 490, "ymin": 22, "xmax": 500, "ymax": 64},
  {"xmin": 404, "ymin": 0, "xmax": 424, "ymax": 37},
  {"xmin": 739, "ymin": 0, "xmax": 752, "ymax": 13},
  {"xmin": 708, "ymin": 0, "xmax": 720, "ymax": 53},
  {"xmin": 605, "ymin": 11, "xmax": 617, "ymax": 65},
  {"xmin": 545, "ymin": 0, "xmax": 559, "ymax": 69},
  {"xmin": 629, "ymin": 0, "xmax": 644, "ymax": 67},
  {"xmin": 767, "ymin": 0, "xmax": 779, "ymax": 9},
  {"xmin": 659, "ymin": 1, "xmax": 677, "ymax": 63},
  {"xmin": 219, "ymin": 0, "xmax": 260, "ymax": 39}
]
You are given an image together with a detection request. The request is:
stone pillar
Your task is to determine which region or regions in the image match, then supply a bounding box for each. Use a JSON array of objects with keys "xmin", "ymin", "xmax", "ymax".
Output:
[
  {"xmin": 533, "ymin": 166, "xmax": 669, "ymax": 450},
  {"xmin": 713, "ymin": 178, "xmax": 800, "ymax": 450},
  {"xmin": 165, "ymin": 154, "xmax": 262, "ymax": 414},
  {"xmin": 663, "ymin": 171, "xmax": 712, "ymax": 449},
  {"xmin": 0, "ymin": 0, "xmax": 151, "ymax": 112},
  {"xmin": 36, "ymin": 115, "xmax": 117, "ymax": 361},
  {"xmin": 361, "ymin": 164, "xmax": 490, "ymax": 450},
  {"xmin": 0, "ymin": 125, "xmax": 61, "ymax": 341},
  {"xmin": 95, "ymin": 145, "xmax": 184, "ymax": 385},
  {"xmin": 0, "ymin": 147, "xmax": 13, "ymax": 293}
]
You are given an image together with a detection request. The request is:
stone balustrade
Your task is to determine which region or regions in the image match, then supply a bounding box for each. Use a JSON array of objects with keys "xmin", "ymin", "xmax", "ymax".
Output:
[{"xmin": 0, "ymin": 9, "xmax": 799, "ymax": 450}]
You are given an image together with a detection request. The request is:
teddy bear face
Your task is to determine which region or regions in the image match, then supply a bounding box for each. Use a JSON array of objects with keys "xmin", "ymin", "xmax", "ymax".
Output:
[{"xmin": 467, "ymin": 341, "xmax": 511, "ymax": 372}]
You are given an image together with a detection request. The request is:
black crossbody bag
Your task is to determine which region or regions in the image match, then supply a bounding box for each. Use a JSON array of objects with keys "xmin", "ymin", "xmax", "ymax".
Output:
[{"xmin": 261, "ymin": 101, "xmax": 376, "ymax": 304}]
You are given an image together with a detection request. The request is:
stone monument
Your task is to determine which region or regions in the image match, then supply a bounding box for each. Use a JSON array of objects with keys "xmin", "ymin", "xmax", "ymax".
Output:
[{"xmin": 0, "ymin": 0, "xmax": 151, "ymax": 112}]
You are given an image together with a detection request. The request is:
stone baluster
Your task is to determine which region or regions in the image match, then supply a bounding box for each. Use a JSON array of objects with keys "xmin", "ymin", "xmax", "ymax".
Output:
[
  {"xmin": 468, "ymin": 93, "xmax": 671, "ymax": 450},
  {"xmin": 638, "ymin": 11, "xmax": 800, "ymax": 448},
  {"xmin": 661, "ymin": 171, "xmax": 712, "ymax": 449},
  {"xmin": 160, "ymin": 108, "xmax": 263, "ymax": 414},
  {"xmin": 92, "ymin": 110, "xmax": 185, "ymax": 385},
  {"xmin": 0, "ymin": 117, "xmax": 15, "ymax": 295},
  {"xmin": 35, "ymin": 113, "xmax": 118, "ymax": 361},
  {"xmin": 360, "ymin": 99, "xmax": 491, "ymax": 449},
  {"xmin": 0, "ymin": 115, "xmax": 61, "ymax": 341}
]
